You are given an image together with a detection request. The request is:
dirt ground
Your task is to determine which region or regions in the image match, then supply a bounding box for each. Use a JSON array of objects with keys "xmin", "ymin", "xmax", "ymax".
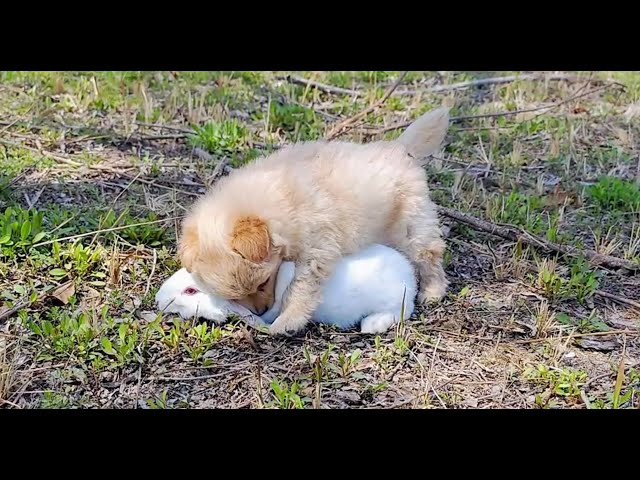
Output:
[{"xmin": 0, "ymin": 71, "xmax": 638, "ymax": 409}]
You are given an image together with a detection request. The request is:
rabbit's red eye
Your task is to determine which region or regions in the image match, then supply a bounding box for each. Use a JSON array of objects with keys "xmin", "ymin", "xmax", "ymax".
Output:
[{"xmin": 183, "ymin": 287, "xmax": 199, "ymax": 296}]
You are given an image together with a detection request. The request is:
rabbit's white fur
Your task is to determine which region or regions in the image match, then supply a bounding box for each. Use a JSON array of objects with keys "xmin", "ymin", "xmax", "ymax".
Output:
[
  {"xmin": 155, "ymin": 244, "xmax": 416, "ymax": 334},
  {"xmin": 154, "ymin": 267, "xmax": 242, "ymax": 323}
]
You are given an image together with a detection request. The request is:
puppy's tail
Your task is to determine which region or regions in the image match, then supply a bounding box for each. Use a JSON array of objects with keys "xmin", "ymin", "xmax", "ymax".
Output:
[{"xmin": 396, "ymin": 106, "xmax": 450, "ymax": 164}]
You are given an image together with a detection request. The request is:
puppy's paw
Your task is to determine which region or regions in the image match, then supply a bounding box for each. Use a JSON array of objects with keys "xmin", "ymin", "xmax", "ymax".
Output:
[
  {"xmin": 269, "ymin": 313, "xmax": 307, "ymax": 336},
  {"xmin": 418, "ymin": 281, "xmax": 448, "ymax": 305}
]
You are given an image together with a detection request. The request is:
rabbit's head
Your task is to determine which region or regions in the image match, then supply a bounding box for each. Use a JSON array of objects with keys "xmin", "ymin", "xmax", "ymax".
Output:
[{"xmin": 155, "ymin": 268, "xmax": 256, "ymax": 323}]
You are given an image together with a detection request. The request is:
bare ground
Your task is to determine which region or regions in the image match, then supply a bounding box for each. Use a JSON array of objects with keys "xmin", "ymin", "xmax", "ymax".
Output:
[{"xmin": 1, "ymin": 71, "xmax": 639, "ymax": 409}]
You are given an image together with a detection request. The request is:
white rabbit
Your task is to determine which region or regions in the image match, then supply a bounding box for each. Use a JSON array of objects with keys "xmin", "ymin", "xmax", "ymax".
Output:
[
  {"xmin": 154, "ymin": 267, "xmax": 259, "ymax": 325},
  {"xmin": 155, "ymin": 244, "xmax": 416, "ymax": 334},
  {"xmin": 260, "ymin": 244, "xmax": 416, "ymax": 333}
]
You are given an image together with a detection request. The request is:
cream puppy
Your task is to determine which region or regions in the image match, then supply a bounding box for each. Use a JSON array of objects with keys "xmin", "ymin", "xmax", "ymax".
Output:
[{"xmin": 178, "ymin": 106, "xmax": 449, "ymax": 335}]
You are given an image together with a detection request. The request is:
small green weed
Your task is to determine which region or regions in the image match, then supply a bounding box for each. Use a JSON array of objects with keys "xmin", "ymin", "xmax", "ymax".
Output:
[
  {"xmin": 537, "ymin": 258, "xmax": 563, "ymax": 300},
  {"xmin": 487, "ymin": 192, "xmax": 547, "ymax": 234},
  {"xmin": 23, "ymin": 306, "xmax": 144, "ymax": 369},
  {"xmin": 325, "ymin": 72, "xmax": 354, "ymax": 89},
  {"xmin": 183, "ymin": 321, "xmax": 223, "ymax": 364},
  {"xmin": 266, "ymin": 102, "xmax": 323, "ymax": 142},
  {"xmin": 24, "ymin": 307, "xmax": 103, "ymax": 364},
  {"xmin": 303, "ymin": 342, "xmax": 334, "ymax": 383},
  {"xmin": 587, "ymin": 177, "xmax": 640, "ymax": 212},
  {"xmin": 98, "ymin": 208, "xmax": 167, "ymax": 248},
  {"xmin": 0, "ymin": 146, "xmax": 55, "ymax": 179},
  {"xmin": 50, "ymin": 240, "xmax": 106, "ymax": 283},
  {"xmin": 40, "ymin": 391, "xmax": 71, "ymax": 409},
  {"xmin": 523, "ymin": 364, "xmax": 587, "ymax": 404},
  {"xmin": 0, "ymin": 207, "xmax": 46, "ymax": 257},
  {"xmin": 556, "ymin": 309, "xmax": 609, "ymax": 333},
  {"xmin": 589, "ymin": 368, "xmax": 639, "ymax": 409},
  {"xmin": 269, "ymin": 379, "xmax": 307, "ymax": 409},
  {"xmin": 188, "ymin": 120, "xmax": 247, "ymax": 155},
  {"xmin": 565, "ymin": 258, "xmax": 599, "ymax": 304},
  {"xmin": 536, "ymin": 257, "xmax": 599, "ymax": 305},
  {"xmin": 337, "ymin": 349, "xmax": 362, "ymax": 378},
  {"xmin": 101, "ymin": 322, "xmax": 143, "ymax": 365},
  {"xmin": 162, "ymin": 318, "xmax": 185, "ymax": 350},
  {"xmin": 147, "ymin": 390, "xmax": 169, "ymax": 409}
]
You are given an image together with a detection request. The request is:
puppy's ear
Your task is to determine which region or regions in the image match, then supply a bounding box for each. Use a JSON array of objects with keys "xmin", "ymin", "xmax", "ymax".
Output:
[
  {"xmin": 231, "ymin": 216, "xmax": 270, "ymax": 263},
  {"xmin": 178, "ymin": 217, "xmax": 200, "ymax": 271}
]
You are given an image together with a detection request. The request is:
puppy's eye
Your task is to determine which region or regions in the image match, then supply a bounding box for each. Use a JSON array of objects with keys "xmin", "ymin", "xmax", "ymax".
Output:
[{"xmin": 183, "ymin": 287, "xmax": 199, "ymax": 296}]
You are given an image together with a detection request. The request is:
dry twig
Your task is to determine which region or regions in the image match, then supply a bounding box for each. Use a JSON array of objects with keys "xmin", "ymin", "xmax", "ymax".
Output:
[
  {"xmin": 438, "ymin": 206, "xmax": 639, "ymax": 272},
  {"xmin": 369, "ymin": 83, "xmax": 623, "ymax": 135},
  {"xmin": 276, "ymin": 74, "xmax": 359, "ymax": 97},
  {"xmin": 397, "ymin": 72, "xmax": 614, "ymax": 95},
  {"xmin": 594, "ymin": 290, "xmax": 640, "ymax": 310},
  {"xmin": 325, "ymin": 72, "xmax": 408, "ymax": 140}
]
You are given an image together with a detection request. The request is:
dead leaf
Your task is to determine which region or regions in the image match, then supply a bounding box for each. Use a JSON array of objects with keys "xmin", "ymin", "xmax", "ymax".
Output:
[
  {"xmin": 606, "ymin": 315, "xmax": 639, "ymax": 330},
  {"xmin": 461, "ymin": 397, "xmax": 479, "ymax": 408},
  {"xmin": 136, "ymin": 311, "xmax": 158, "ymax": 323},
  {"xmin": 238, "ymin": 325, "xmax": 259, "ymax": 351},
  {"xmin": 336, "ymin": 389, "xmax": 361, "ymax": 404},
  {"xmin": 53, "ymin": 77, "xmax": 66, "ymax": 95},
  {"xmin": 50, "ymin": 281, "xmax": 75, "ymax": 305},
  {"xmin": 544, "ymin": 185, "xmax": 574, "ymax": 208},
  {"xmin": 573, "ymin": 106, "xmax": 588, "ymax": 114}
]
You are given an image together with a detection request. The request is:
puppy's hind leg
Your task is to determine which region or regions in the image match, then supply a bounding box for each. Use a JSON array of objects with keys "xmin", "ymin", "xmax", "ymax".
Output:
[
  {"xmin": 414, "ymin": 237, "xmax": 448, "ymax": 305},
  {"xmin": 392, "ymin": 199, "xmax": 449, "ymax": 306}
]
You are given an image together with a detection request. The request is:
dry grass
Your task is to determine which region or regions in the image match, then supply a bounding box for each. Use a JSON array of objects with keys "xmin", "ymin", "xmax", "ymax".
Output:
[{"xmin": 0, "ymin": 71, "xmax": 638, "ymax": 409}]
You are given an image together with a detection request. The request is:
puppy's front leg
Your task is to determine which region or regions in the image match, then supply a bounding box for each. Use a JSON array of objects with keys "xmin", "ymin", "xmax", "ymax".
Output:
[{"xmin": 268, "ymin": 257, "xmax": 328, "ymax": 335}]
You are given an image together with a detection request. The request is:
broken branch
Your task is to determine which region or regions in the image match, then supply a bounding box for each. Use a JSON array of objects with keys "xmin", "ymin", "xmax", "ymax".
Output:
[
  {"xmin": 325, "ymin": 72, "xmax": 408, "ymax": 140},
  {"xmin": 276, "ymin": 74, "xmax": 359, "ymax": 97},
  {"xmin": 370, "ymin": 83, "xmax": 624, "ymax": 135},
  {"xmin": 438, "ymin": 206, "xmax": 639, "ymax": 272}
]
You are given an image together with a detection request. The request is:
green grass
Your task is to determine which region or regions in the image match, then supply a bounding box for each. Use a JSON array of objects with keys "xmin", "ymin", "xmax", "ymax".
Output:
[
  {"xmin": 523, "ymin": 364, "xmax": 587, "ymax": 408},
  {"xmin": 188, "ymin": 120, "xmax": 248, "ymax": 155},
  {"xmin": 587, "ymin": 177, "xmax": 640, "ymax": 212},
  {"xmin": 0, "ymin": 71, "xmax": 638, "ymax": 409}
]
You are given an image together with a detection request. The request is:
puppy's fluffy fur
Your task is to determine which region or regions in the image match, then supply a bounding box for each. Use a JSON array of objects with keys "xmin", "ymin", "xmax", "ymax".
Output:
[{"xmin": 179, "ymin": 106, "xmax": 450, "ymax": 335}]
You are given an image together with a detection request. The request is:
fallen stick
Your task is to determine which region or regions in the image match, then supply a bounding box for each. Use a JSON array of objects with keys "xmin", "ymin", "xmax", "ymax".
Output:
[
  {"xmin": 398, "ymin": 72, "xmax": 613, "ymax": 95},
  {"xmin": 325, "ymin": 71, "xmax": 408, "ymax": 140},
  {"xmin": 514, "ymin": 328, "xmax": 639, "ymax": 345},
  {"xmin": 437, "ymin": 206, "xmax": 640, "ymax": 272},
  {"xmin": 276, "ymin": 74, "xmax": 359, "ymax": 97},
  {"xmin": 594, "ymin": 290, "xmax": 640, "ymax": 310},
  {"xmin": 32, "ymin": 216, "xmax": 183, "ymax": 248},
  {"xmin": 0, "ymin": 299, "xmax": 30, "ymax": 324},
  {"xmin": 192, "ymin": 147, "xmax": 230, "ymax": 184},
  {"xmin": 370, "ymin": 83, "xmax": 622, "ymax": 135},
  {"xmin": 277, "ymin": 73, "xmax": 600, "ymax": 99}
]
